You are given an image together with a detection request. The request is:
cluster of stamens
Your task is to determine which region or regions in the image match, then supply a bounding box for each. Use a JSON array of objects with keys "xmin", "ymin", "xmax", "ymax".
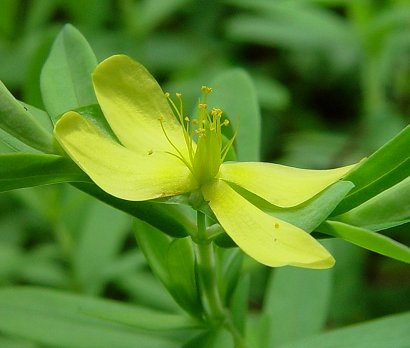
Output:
[{"xmin": 159, "ymin": 86, "xmax": 236, "ymax": 184}]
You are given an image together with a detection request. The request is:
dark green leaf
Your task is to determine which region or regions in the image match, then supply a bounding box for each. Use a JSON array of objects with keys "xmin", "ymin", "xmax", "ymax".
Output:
[
  {"xmin": 40, "ymin": 24, "xmax": 97, "ymax": 123},
  {"xmin": 0, "ymin": 153, "xmax": 89, "ymax": 192},
  {"xmin": 75, "ymin": 182, "xmax": 194, "ymax": 238},
  {"xmin": 333, "ymin": 125, "xmax": 410, "ymax": 215}
]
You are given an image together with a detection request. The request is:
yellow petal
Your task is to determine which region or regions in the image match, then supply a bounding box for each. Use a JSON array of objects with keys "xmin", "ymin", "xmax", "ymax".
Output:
[
  {"xmin": 92, "ymin": 55, "xmax": 187, "ymax": 155},
  {"xmin": 219, "ymin": 162, "xmax": 357, "ymax": 208},
  {"xmin": 202, "ymin": 180, "xmax": 334, "ymax": 269},
  {"xmin": 54, "ymin": 112, "xmax": 196, "ymax": 201}
]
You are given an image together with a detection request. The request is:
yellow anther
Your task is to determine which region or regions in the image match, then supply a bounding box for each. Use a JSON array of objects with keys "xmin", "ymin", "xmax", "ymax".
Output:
[
  {"xmin": 158, "ymin": 115, "xmax": 164, "ymax": 122},
  {"xmin": 184, "ymin": 116, "xmax": 190, "ymax": 122},
  {"xmin": 176, "ymin": 92, "xmax": 182, "ymax": 98},
  {"xmin": 201, "ymin": 86, "xmax": 212, "ymax": 94},
  {"xmin": 211, "ymin": 108, "xmax": 223, "ymax": 118},
  {"xmin": 195, "ymin": 128, "xmax": 206, "ymax": 137},
  {"xmin": 192, "ymin": 119, "xmax": 199, "ymax": 125},
  {"xmin": 222, "ymin": 119, "xmax": 230, "ymax": 126},
  {"xmin": 164, "ymin": 92, "xmax": 170, "ymax": 98},
  {"xmin": 198, "ymin": 103, "xmax": 207, "ymax": 109}
]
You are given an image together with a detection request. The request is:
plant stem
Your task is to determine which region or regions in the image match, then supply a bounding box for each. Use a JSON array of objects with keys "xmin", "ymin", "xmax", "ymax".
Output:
[
  {"xmin": 194, "ymin": 210, "xmax": 248, "ymax": 348},
  {"xmin": 195, "ymin": 211, "xmax": 225, "ymax": 321}
]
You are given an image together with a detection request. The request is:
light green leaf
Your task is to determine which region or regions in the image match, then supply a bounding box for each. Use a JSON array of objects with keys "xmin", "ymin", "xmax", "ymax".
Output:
[
  {"xmin": 73, "ymin": 200, "xmax": 130, "ymax": 295},
  {"xmin": 217, "ymin": 248, "xmax": 243, "ymax": 305},
  {"xmin": 238, "ymin": 181, "xmax": 354, "ymax": 233},
  {"xmin": 167, "ymin": 237, "xmax": 202, "ymax": 317},
  {"xmin": 182, "ymin": 327, "xmax": 234, "ymax": 348},
  {"xmin": 333, "ymin": 125, "xmax": 410, "ymax": 215},
  {"xmin": 209, "ymin": 68, "xmax": 261, "ymax": 161},
  {"xmin": 335, "ymin": 177, "xmax": 410, "ymax": 231},
  {"xmin": 134, "ymin": 218, "xmax": 172, "ymax": 287},
  {"xmin": 0, "ymin": 153, "xmax": 89, "ymax": 192},
  {"xmin": 282, "ymin": 311, "xmax": 410, "ymax": 348},
  {"xmin": 263, "ymin": 264, "xmax": 333, "ymax": 346},
  {"xmin": 40, "ymin": 24, "xmax": 97, "ymax": 123},
  {"xmin": 0, "ymin": 81, "xmax": 54, "ymax": 153},
  {"xmin": 317, "ymin": 221, "xmax": 410, "ymax": 264},
  {"xmin": 0, "ymin": 287, "xmax": 186, "ymax": 348},
  {"xmin": 225, "ymin": 0, "xmax": 355, "ymax": 51},
  {"xmin": 229, "ymin": 274, "xmax": 250, "ymax": 335}
]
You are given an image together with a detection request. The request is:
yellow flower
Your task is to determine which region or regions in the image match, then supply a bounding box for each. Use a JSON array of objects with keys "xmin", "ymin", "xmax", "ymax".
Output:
[{"xmin": 54, "ymin": 55, "xmax": 356, "ymax": 269}]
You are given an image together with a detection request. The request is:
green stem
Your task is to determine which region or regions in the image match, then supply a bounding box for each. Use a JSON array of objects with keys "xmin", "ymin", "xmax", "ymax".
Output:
[
  {"xmin": 194, "ymin": 211, "xmax": 248, "ymax": 348},
  {"xmin": 195, "ymin": 211, "xmax": 225, "ymax": 321}
]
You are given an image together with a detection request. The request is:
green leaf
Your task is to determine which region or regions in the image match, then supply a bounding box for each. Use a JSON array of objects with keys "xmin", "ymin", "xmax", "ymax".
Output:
[
  {"xmin": 229, "ymin": 274, "xmax": 250, "ymax": 335},
  {"xmin": 167, "ymin": 237, "xmax": 202, "ymax": 317},
  {"xmin": 282, "ymin": 311, "xmax": 410, "ymax": 348},
  {"xmin": 335, "ymin": 177, "xmax": 410, "ymax": 231},
  {"xmin": 217, "ymin": 248, "xmax": 243, "ymax": 305},
  {"xmin": 182, "ymin": 327, "xmax": 234, "ymax": 348},
  {"xmin": 75, "ymin": 182, "xmax": 194, "ymax": 238},
  {"xmin": 134, "ymin": 218, "xmax": 172, "ymax": 286},
  {"xmin": 317, "ymin": 221, "xmax": 410, "ymax": 264},
  {"xmin": 73, "ymin": 200, "xmax": 130, "ymax": 295},
  {"xmin": 0, "ymin": 287, "xmax": 186, "ymax": 348},
  {"xmin": 0, "ymin": 81, "xmax": 54, "ymax": 153},
  {"xmin": 209, "ymin": 68, "xmax": 261, "ymax": 161},
  {"xmin": 333, "ymin": 125, "xmax": 410, "ymax": 215},
  {"xmin": 134, "ymin": 219, "xmax": 201, "ymax": 316},
  {"xmin": 40, "ymin": 24, "xmax": 97, "ymax": 123},
  {"xmin": 240, "ymin": 181, "xmax": 354, "ymax": 232},
  {"xmin": 263, "ymin": 265, "xmax": 333, "ymax": 346},
  {"xmin": 0, "ymin": 153, "xmax": 89, "ymax": 192},
  {"xmin": 225, "ymin": 0, "xmax": 355, "ymax": 52}
]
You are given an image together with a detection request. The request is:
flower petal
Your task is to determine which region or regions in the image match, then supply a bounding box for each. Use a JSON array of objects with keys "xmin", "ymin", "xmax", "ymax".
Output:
[
  {"xmin": 92, "ymin": 55, "xmax": 187, "ymax": 155},
  {"xmin": 219, "ymin": 162, "xmax": 357, "ymax": 207},
  {"xmin": 202, "ymin": 180, "xmax": 334, "ymax": 269},
  {"xmin": 55, "ymin": 111, "xmax": 196, "ymax": 201}
]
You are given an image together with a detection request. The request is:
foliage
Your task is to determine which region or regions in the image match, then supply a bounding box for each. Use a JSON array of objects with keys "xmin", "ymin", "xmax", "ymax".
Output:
[{"xmin": 0, "ymin": 1, "xmax": 409, "ymax": 347}]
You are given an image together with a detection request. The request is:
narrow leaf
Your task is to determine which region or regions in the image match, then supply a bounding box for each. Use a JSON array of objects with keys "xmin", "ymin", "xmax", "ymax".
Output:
[
  {"xmin": 335, "ymin": 177, "xmax": 410, "ymax": 231},
  {"xmin": 0, "ymin": 153, "xmax": 89, "ymax": 192},
  {"xmin": 167, "ymin": 237, "xmax": 202, "ymax": 316},
  {"xmin": 317, "ymin": 221, "xmax": 410, "ymax": 264},
  {"xmin": 334, "ymin": 125, "xmax": 410, "ymax": 215},
  {"xmin": 0, "ymin": 287, "xmax": 182, "ymax": 348}
]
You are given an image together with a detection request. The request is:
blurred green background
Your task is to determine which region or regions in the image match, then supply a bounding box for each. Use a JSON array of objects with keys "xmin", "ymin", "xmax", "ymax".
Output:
[{"xmin": 0, "ymin": 0, "xmax": 409, "ymax": 339}]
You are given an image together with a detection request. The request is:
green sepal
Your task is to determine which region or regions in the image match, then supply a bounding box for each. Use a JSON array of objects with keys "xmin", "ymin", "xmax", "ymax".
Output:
[{"xmin": 40, "ymin": 24, "xmax": 97, "ymax": 124}]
